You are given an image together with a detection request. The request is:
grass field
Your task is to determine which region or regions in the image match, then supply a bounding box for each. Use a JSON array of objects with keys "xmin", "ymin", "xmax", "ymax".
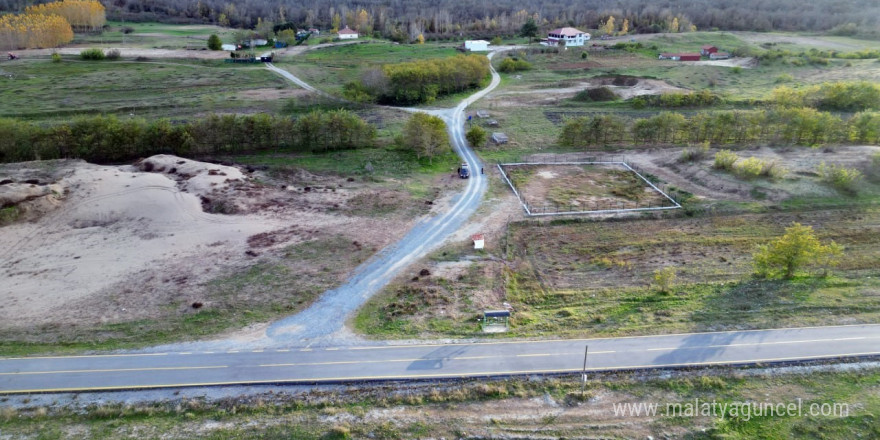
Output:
[
  {"xmin": 0, "ymin": 58, "xmax": 294, "ymax": 121},
  {"xmin": 2, "ymin": 365, "xmax": 877, "ymax": 439},
  {"xmin": 73, "ymin": 21, "xmax": 237, "ymax": 49},
  {"xmin": 278, "ymin": 41, "xmax": 462, "ymax": 96}
]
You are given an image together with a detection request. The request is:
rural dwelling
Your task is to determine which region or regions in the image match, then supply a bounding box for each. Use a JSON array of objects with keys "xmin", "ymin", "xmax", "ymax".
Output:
[
  {"xmin": 710, "ymin": 52, "xmax": 731, "ymax": 60},
  {"xmin": 545, "ymin": 27, "xmax": 590, "ymax": 47},
  {"xmin": 252, "ymin": 39, "xmax": 268, "ymax": 46},
  {"xmin": 309, "ymin": 28, "xmax": 320, "ymax": 34},
  {"xmin": 659, "ymin": 53, "xmax": 701, "ymax": 61},
  {"xmin": 337, "ymin": 26, "xmax": 358, "ymax": 39},
  {"xmin": 701, "ymin": 45, "xmax": 719, "ymax": 56},
  {"xmin": 491, "ymin": 132, "xmax": 509, "ymax": 144},
  {"xmin": 463, "ymin": 40, "xmax": 490, "ymax": 52}
]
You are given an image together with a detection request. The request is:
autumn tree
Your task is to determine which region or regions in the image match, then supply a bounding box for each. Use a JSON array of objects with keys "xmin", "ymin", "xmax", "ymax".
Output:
[
  {"xmin": 403, "ymin": 113, "xmax": 449, "ymax": 163},
  {"xmin": 753, "ymin": 223, "xmax": 843, "ymax": 279},
  {"xmin": 26, "ymin": 0, "xmax": 105, "ymax": 32},
  {"xmin": 0, "ymin": 13, "xmax": 73, "ymax": 50},
  {"xmin": 620, "ymin": 18, "xmax": 629, "ymax": 35},
  {"xmin": 601, "ymin": 16, "xmax": 615, "ymax": 35}
]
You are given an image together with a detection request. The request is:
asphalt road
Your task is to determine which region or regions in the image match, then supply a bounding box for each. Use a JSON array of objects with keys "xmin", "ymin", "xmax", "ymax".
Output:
[{"xmin": 3, "ymin": 325, "xmax": 879, "ymax": 394}]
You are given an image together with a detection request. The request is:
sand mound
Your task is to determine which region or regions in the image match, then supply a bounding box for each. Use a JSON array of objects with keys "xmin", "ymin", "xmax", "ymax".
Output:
[{"xmin": 0, "ymin": 157, "xmax": 281, "ymax": 326}]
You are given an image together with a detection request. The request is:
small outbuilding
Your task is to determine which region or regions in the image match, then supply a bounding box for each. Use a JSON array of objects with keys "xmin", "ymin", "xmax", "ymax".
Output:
[
  {"xmin": 463, "ymin": 40, "xmax": 490, "ymax": 52},
  {"xmin": 709, "ymin": 52, "xmax": 731, "ymax": 60},
  {"xmin": 337, "ymin": 26, "xmax": 358, "ymax": 39},
  {"xmin": 701, "ymin": 45, "xmax": 719, "ymax": 56},
  {"xmin": 659, "ymin": 53, "xmax": 701, "ymax": 61},
  {"xmin": 221, "ymin": 44, "xmax": 236, "ymax": 51},
  {"xmin": 491, "ymin": 132, "xmax": 509, "ymax": 144},
  {"xmin": 472, "ymin": 234, "xmax": 485, "ymax": 249},
  {"xmin": 476, "ymin": 110, "xmax": 490, "ymax": 118},
  {"xmin": 481, "ymin": 309, "xmax": 510, "ymax": 332}
]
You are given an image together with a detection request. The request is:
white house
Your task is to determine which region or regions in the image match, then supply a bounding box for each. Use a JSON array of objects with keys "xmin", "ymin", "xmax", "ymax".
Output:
[
  {"xmin": 545, "ymin": 27, "xmax": 590, "ymax": 47},
  {"xmin": 337, "ymin": 26, "xmax": 358, "ymax": 39},
  {"xmin": 464, "ymin": 40, "xmax": 490, "ymax": 52}
]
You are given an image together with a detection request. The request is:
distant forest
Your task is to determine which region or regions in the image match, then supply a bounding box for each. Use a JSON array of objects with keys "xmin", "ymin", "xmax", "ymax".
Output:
[{"xmin": 2, "ymin": 0, "xmax": 879, "ymax": 38}]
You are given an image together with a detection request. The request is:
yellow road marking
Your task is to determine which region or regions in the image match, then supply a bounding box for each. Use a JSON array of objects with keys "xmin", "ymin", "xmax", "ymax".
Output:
[
  {"xmin": 5, "ymin": 351, "xmax": 879, "ymax": 395},
  {"xmin": 276, "ymin": 349, "xmax": 290, "ymax": 352},
  {"xmin": 517, "ymin": 350, "xmax": 616, "ymax": 357},
  {"xmin": 0, "ymin": 352, "xmax": 169, "ymax": 361},
  {"xmin": 645, "ymin": 337, "xmax": 869, "ymax": 352},
  {"xmin": 0, "ymin": 365, "xmax": 227, "ymax": 376},
  {"xmin": 252, "ymin": 350, "xmax": 264, "ymax": 353}
]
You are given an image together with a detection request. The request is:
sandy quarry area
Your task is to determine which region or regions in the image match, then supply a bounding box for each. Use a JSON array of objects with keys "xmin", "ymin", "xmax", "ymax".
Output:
[
  {"xmin": 488, "ymin": 77, "xmax": 688, "ymax": 107},
  {"xmin": 0, "ymin": 155, "xmax": 425, "ymax": 332}
]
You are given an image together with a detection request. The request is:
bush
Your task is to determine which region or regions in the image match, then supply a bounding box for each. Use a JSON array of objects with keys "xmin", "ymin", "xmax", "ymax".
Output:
[
  {"xmin": 490, "ymin": 36, "xmax": 503, "ymax": 46},
  {"xmin": 207, "ymin": 34, "xmax": 222, "ymax": 50},
  {"xmin": 79, "ymin": 48, "xmax": 105, "ymax": 60},
  {"xmin": 733, "ymin": 157, "xmax": 765, "ymax": 179},
  {"xmin": 754, "ymin": 222, "xmax": 843, "ymax": 279},
  {"xmin": 652, "ymin": 267, "xmax": 676, "ymax": 293},
  {"xmin": 105, "ymin": 49, "xmax": 120, "ymax": 60},
  {"xmin": 498, "ymin": 57, "xmax": 532, "ymax": 72},
  {"xmin": 51, "ymin": 52, "xmax": 61, "ymax": 63},
  {"xmin": 714, "ymin": 149, "xmax": 738, "ymax": 170},
  {"xmin": 817, "ymin": 161, "xmax": 863, "ymax": 193},
  {"xmin": 466, "ymin": 125, "xmax": 487, "ymax": 148},
  {"xmin": 573, "ymin": 86, "xmax": 618, "ymax": 102},
  {"xmin": 679, "ymin": 142, "xmax": 710, "ymax": 162}
]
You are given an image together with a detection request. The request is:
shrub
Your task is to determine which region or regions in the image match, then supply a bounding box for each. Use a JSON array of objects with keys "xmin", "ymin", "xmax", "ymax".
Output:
[
  {"xmin": 714, "ymin": 149, "xmax": 738, "ymax": 170},
  {"xmin": 573, "ymin": 86, "xmax": 618, "ymax": 102},
  {"xmin": 754, "ymin": 222, "xmax": 843, "ymax": 279},
  {"xmin": 466, "ymin": 125, "xmax": 487, "ymax": 148},
  {"xmin": 679, "ymin": 141, "xmax": 709, "ymax": 162},
  {"xmin": 734, "ymin": 157, "xmax": 766, "ymax": 179},
  {"xmin": 51, "ymin": 52, "xmax": 61, "ymax": 63},
  {"xmin": 652, "ymin": 267, "xmax": 676, "ymax": 293},
  {"xmin": 817, "ymin": 161, "xmax": 863, "ymax": 193},
  {"xmin": 498, "ymin": 57, "xmax": 532, "ymax": 72},
  {"xmin": 105, "ymin": 49, "xmax": 120, "ymax": 60},
  {"xmin": 490, "ymin": 36, "xmax": 503, "ymax": 46},
  {"xmin": 79, "ymin": 48, "xmax": 105, "ymax": 60},
  {"xmin": 207, "ymin": 33, "xmax": 222, "ymax": 50}
]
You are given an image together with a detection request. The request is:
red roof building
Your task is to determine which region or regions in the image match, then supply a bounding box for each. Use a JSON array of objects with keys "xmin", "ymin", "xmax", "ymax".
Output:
[
  {"xmin": 659, "ymin": 53, "xmax": 701, "ymax": 61},
  {"xmin": 701, "ymin": 45, "xmax": 719, "ymax": 56}
]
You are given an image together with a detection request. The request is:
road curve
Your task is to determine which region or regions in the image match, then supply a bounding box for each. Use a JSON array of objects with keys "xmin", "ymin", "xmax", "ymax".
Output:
[
  {"xmin": 2, "ymin": 324, "xmax": 879, "ymax": 394},
  {"xmin": 258, "ymin": 57, "xmax": 497, "ymax": 341}
]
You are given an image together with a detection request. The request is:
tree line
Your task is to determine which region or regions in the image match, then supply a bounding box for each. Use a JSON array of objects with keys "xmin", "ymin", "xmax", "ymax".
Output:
[
  {"xmin": 5, "ymin": 0, "xmax": 875, "ymax": 41},
  {"xmin": 345, "ymin": 54, "xmax": 489, "ymax": 105},
  {"xmin": 558, "ymin": 109, "xmax": 880, "ymax": 148},
  {"xmin": 0, "ymin": 110, "xmax": 375, "ymax": 164},
  {"xmin": 26, "ymin": 0, "xmax": 105, "ymax": 32}
]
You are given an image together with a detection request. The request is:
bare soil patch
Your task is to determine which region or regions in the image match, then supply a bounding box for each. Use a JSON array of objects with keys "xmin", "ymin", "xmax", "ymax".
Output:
[
  {"xmin": 502, "ymin": 163, "xmax": 670, "ymax": 211},
  {"xmin": 0, "ymin": 155, "xmax": 432, "ymax": 344}
]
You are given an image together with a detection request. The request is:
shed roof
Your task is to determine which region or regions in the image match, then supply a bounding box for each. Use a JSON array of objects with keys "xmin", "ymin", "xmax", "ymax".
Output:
[
  {"xmin": 338, "ymin": 26, "xmax": 358, "ymax": 34},
  {"xmin": 702, "ymin": 45, "xmax": 718, "ymax": 49}
]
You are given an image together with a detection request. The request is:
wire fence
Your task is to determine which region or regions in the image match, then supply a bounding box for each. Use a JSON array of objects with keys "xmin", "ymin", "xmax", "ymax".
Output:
[{"xmin": 497, "ymin": 157, "xmax": 683, "ymax": 217}]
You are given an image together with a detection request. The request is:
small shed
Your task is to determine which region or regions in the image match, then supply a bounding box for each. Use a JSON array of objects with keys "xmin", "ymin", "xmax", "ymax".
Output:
[
  {"xmin": 491, "ymin": 132, "xmax": 509, "ymax": 144},
  {"xmin": 481, "ymin": 310, "xmax": 510, "ymax": 332},
  {"xmin": 476, "ymin": 110, "xmax": 490, "ymax": 118},
  {"xmin": 221, "ymin": 44, "xmax": 237, "ymax": 51},
  {"xmin": 701, "ymin": 45, "xmax": 719, "ymax": 56},
  {"xmin": 309, "ymin": 28, "xmax": 320, "ymax": 35},
  {"xmin": 472, "ymin": 234, "xmax": 485, "ymax": 249},
  {"xmin": 464, "ymin": 40, "xmax": 490, "ymax": 52},
  {"xmin": 710, "ymin": 52, "xmax": 731, "ymax": 60},
  {"xmin": 487, "ymin": 119, "xmax": 499, "ymax": 127},
  {"xmin": 659, "ymin": 53, "xmax": 700, "ymax": 61}
]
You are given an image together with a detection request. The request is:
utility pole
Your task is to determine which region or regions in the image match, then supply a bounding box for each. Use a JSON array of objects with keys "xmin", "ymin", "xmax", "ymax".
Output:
[{"xmin": 581, "ymin": 345, "xmax": 589, "ymax": 396}]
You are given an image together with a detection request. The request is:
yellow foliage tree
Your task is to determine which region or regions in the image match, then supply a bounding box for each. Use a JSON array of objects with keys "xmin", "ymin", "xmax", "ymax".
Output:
[
  {"xmin": 416, "ymin": 33, "xmax": 425, "ymax": 44},
  {"xmin": 619, "ymin": 18, "xmax": 629, "ymax": 35},
  {"xmin": 0, "ymin": 13, "xmax": 74, "ymax": 50},
  {"xmin": 669, "ymin": 16, "xmax": 680, "ymax": 33},
  {"xmin": 601, "ymin": 16, "xmax": 616, "ymax": 35},
  {"xmin": 26, "ymin": 0, "xmax": 105, "ymax": 32}
]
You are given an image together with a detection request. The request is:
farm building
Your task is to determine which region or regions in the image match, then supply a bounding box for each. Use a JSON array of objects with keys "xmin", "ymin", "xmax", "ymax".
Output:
[
  {"xmin": 701, "ymin": 45, "xmax": 719, "ymax": 56},
  {"xmin": 337, "ymin": 26, "xmax": 358, "ymax": 39},
  {"xmin": 221, "ymin": 44, "xmax": 236, "ymax": 51},
  {"xmin": 545, "ymin": 27, "xmax": 590, "ymax": 47},
  {"xmin": 491, "ymin": 132, "xmax": 509, "ymax": 144},
  {"xmin": 710, "ymin": 52, "xmax": 731, "ymax": 60},
  {"xmin": 309, "ymin": 28, "xmax": 320, "ymax": 35},
  {"xmin": 476, "ymin": 110, "xmax": 490, "ymax": 118},
  {"xmin": 659, "ymin": 53, "xmax": 701, "ymax": 61},
  {"xmin": 463, "ymin": 40, "xmax": 490, "ymax": 52}
]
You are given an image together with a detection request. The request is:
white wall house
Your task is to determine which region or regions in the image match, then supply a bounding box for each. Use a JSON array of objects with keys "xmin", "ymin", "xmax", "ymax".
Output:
[
  {"xmin": 337, "ymin": 26, "xmax": 359, "ymax": 39},
  {"xmin": 546, "ymin": 27, "xmax": 590, "ymax": 47},
  {"xmin": 464, "ymin": 40, "xmax": 490, "ymax": 52}
]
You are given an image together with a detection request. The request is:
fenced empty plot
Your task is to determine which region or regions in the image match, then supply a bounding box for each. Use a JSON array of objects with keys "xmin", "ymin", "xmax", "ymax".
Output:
[{"xmin": 497, "ymin": 159, "xmax": 681, "ymax": 216}]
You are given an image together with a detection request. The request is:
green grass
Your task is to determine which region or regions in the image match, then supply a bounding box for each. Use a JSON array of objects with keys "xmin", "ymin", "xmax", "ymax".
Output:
[
  {"xmin": 277, "ymin": 41, "xmax": 462, "ymax": 96},
  {"xmin": 73, "ymin": 21, "xmax": 238, "ymax": 49},
  {"xmin": 1, "ymin": 366, "xmax": 878, "ymax": 439},
  {"xmin": 0, "ymin": 58, "xmax": 291, "ymax": 122}
]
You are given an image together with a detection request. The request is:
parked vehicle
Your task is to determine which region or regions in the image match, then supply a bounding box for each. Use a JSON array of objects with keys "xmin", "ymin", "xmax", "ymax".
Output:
[{"xmin": 459, "ymin": 163, "xmax": 470, "ymax": 179}]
